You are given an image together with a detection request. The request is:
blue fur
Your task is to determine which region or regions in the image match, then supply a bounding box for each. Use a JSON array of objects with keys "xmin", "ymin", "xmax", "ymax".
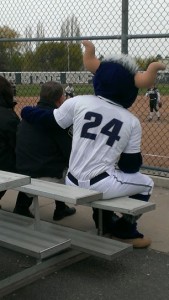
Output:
[{"xmin": 93, "ymin": 61, "xmax": 138, "ymax": 108}]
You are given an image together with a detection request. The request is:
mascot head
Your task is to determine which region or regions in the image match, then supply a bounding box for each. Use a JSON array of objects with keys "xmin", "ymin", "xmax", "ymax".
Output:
[{"xmin": 82, "ymin": 40, "xmax": 165, "ymax": 108}]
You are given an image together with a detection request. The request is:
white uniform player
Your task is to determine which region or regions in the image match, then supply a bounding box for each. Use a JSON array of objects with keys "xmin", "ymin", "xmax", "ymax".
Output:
[
  {"xmin": 53, "ymin": 95, "xmax": 153, "ymax": 199},
  {"xmin": 65, "ymin": 83, "xmax": 74, "ymax": 99}
]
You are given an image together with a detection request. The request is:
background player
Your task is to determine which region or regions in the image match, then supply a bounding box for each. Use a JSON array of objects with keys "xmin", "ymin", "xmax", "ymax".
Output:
[
  {"xmin": 65, "ymin": 83, "xmax": 74, "ymax": 99},
  {"xmin": 145, "ymin": 85, "xmax": 162, "ymax": 121}
]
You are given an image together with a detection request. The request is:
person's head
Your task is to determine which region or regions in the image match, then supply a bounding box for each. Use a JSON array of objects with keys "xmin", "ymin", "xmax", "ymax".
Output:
[
  {"xmin": 40, "ymin": 81, "xmax": 65, "ymax": 108},
  {"xmin": 0, "ymin": 76, "xmax": 15, "ymax": 108},
  {"xmin": 82, "ymin": 40, "xmax": 165, "ymax": 108}
]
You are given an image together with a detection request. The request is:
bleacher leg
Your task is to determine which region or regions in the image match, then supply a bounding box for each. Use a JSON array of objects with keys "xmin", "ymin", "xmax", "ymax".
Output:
[
  {"xmin": 33, "ymin": 196, "xmax": 41, "ymax": 230},
  {"xmin": 98, "ymin": 209, "xmax": 103, "ymax": 236}
]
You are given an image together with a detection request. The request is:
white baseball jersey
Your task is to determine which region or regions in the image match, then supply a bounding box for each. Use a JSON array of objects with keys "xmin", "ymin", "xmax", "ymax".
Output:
[{"xmin": 53, "ymin": 95, "xmax": 142, "ymax": 181}]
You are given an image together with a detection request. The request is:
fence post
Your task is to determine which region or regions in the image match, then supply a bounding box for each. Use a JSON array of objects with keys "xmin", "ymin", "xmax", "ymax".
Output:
[{"xmin": 121, "ymin": 0, "xmax": 128, "ymax": 54}]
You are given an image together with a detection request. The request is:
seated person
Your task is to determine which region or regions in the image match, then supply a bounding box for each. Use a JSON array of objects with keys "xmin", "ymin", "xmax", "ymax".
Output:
[
  {"xmin": 14, "ymin": 81, "xmax": 76, "ymax": 220},
  {"xmin": 0, "ymin": 76, "xmax": 20, "ymax": 207}
]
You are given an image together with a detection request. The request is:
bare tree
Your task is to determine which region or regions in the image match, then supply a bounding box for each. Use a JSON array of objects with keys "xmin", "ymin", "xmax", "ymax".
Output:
[
  {"xmin": 60, "ymin": 15, "xmax": 81, "ymax": 71},
  {"xmin": 36, "ymin": 22, "xmax": 45, "ymax": 48},
  {"xmin": 25, "ymin": 26, "xmax": 33, "ymax": 52},
  {"xmin": 61, "ymin": 15, "xmax": 81, "ymax": 42}
]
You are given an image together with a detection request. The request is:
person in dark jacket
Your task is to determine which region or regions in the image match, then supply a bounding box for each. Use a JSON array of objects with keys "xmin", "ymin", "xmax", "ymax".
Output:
[
  {"xmin": 14, "ymin": 81, "xmax": 76, "ymax": 220},
  {"xmin": 0, "ymin": 76, "xmax": 20, "ymax": 204}
]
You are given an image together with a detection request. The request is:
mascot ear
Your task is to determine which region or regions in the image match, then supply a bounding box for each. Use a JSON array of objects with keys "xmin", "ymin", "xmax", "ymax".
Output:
[
  {"xmin": 135, "ymin": 62, "xmax": 166, "ymax": 88},
  {"xmin": 82, "ymin": 40, "xmax": 100, "ymax": 74}
]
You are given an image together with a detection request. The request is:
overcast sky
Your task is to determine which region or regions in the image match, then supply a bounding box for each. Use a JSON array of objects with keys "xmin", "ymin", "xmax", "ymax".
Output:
[{"xmin": 0, "ymin": 0, "xmax": 168, "ymax": 58}]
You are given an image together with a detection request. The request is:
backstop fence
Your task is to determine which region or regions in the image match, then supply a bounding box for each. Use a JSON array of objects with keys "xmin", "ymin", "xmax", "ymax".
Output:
[{"xmin": 0, "ymin": 0, "xmax": 169, "ymax": 176}]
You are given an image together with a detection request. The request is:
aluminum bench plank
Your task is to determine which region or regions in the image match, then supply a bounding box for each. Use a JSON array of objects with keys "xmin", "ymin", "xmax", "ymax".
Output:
[
  {"xmin": 0, "ymin": 212, "xmax": 70, "ymax": 260},
  {"xmin": 0, "ymin": 171, "xmax": 30, "ymax": 192},
  {"xmin": 37, "ymin": 220, "xmax": 133, "ymax": 260},
  {"xmin": 88, "ymin": 197, "xmax": 156, "ymax": 215},
  {"xmin": 0, "ymin": 211, "xmax": 132, "ymax": 261},
  {"xmin": 15, "ymin": 178, "xmax": 103, "ymax": 205}
]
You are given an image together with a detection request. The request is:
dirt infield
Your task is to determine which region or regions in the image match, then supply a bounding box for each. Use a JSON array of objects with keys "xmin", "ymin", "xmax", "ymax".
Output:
[
  {"xmin": 15, "ymin": 95, "xmax": 169, "ymax": 170},
  {"xmin": 131, "ymin": 95, "xmax": 169, "ymax": 169}
]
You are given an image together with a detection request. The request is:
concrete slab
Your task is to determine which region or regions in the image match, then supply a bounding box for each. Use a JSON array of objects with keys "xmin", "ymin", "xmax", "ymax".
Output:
[
  {"xmin": 2, "ymin": 249, "xmax": 169, "ymax": 300},
  {"xmin": 0, "ymin": 185, "xmax": 169, "ymax": 253}
]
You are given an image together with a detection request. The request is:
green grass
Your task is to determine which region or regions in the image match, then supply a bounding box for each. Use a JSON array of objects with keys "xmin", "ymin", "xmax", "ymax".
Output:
[
  {"xmin": 16, "ymin": 84, "xmax": 41, "ymax": 97},
  {"xmin": 16, "ymin": 83, "xmax": 169, "ymax": 97},
  {"xmin": 139, "ymin": 84, "xmax": 169, "ymax": 96},
  {"xmin": 73, "ymin": 84, "xmax": 94, "ymax": 95}
]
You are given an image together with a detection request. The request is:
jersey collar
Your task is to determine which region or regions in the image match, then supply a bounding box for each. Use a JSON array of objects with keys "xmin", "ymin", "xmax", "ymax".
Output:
[{"xmin": 98, "ymin": 95, "xmax": 123, "ymax": 107}]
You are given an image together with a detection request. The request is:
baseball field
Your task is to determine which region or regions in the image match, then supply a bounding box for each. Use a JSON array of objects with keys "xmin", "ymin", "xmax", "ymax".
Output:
[{"xmin": 15, "ymin": 93, "xmax": 169, "ymax": 171}]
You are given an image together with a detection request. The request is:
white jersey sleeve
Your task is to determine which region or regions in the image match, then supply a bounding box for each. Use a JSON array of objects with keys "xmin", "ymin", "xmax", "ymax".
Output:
[
  {"xmin": 157, "ymin": 91, "xmax": 160, "ymax": 102},
  {"xmin": 123, "ymin": 117, "xmax": 142, "ymax": 153},
  {"xmin": 53, "ymin": 97, "xmax": 77, "ymax": 128}
]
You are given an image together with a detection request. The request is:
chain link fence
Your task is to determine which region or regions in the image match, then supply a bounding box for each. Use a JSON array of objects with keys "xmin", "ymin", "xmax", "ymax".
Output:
[{"xmin": 0, "ymin": 0, "xmax": 169, "ymax": 176}]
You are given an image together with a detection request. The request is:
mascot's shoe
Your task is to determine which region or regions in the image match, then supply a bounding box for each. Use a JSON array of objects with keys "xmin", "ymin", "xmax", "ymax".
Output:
[
  {"xmin": 124, "ymin": 237, "xmax": 151, "ymax": 248},
  {"xmin": 110, "ymin": 218, "xmax": 151, "ymax": 249},
  {"xmin": 111, "ymin": 235, "xmax": 151, "ymax": 248}
]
